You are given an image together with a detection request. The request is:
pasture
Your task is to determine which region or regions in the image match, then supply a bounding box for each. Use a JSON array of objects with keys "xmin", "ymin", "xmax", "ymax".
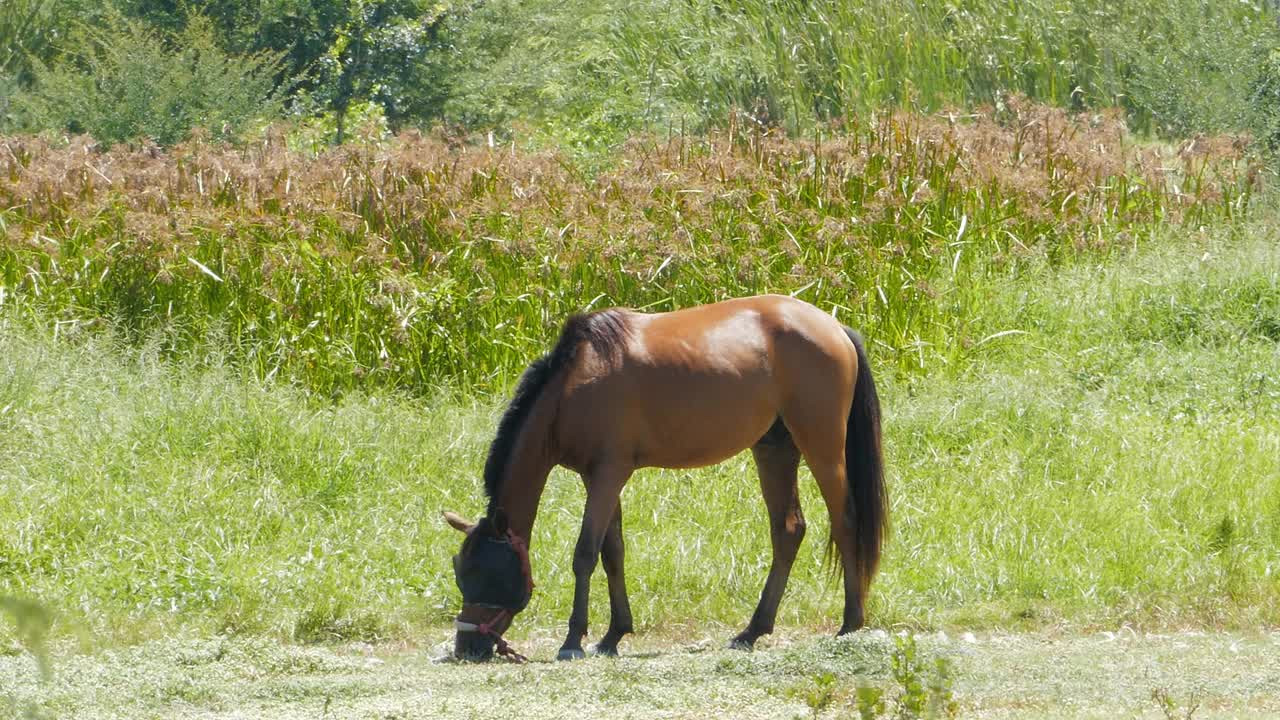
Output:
[
  {"xmin": 3, "ymin": 159, "xmax": 1280, "ymax": 715},
  {"xmin": 2, "ymin": 57, "xmax": 1280, "ymax": 711}
]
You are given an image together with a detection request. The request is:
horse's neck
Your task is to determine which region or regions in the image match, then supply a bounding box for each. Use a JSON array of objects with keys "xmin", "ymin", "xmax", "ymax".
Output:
[{"xmin": 493, "ymin": 379, "xmax": 561, "ymax": 542}]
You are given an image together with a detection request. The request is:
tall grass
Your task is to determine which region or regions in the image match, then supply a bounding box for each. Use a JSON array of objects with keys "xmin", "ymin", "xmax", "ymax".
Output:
[
  {"xmin": 1, "ymin": 221, "xmax": 1276, "ymax": 644},
  {"xmin": 0, "ymin": 103, "xmax": 1260, "ymax": 393},
  {"xmin": 443, "ymin": 0, "xmax": 1280, "ymax": 143}
]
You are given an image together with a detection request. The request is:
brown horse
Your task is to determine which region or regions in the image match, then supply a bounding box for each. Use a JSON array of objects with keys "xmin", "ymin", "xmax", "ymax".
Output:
[{"xmin": 444, "ymin": 294, "xmax": 886, "ymax": 661}]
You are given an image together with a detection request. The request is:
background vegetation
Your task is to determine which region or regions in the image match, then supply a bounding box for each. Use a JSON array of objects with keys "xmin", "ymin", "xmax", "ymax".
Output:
[
  {"xmin": 3, "ymin": 0, "xmax": 1280, "ymax": 150},
  {"xmin": 1, "ymin": 5, "xmax": 1279, "ymax": 717},
  {"xmin": 0, "ymin": 104, "xmax": 1261, "ymax": 393}
]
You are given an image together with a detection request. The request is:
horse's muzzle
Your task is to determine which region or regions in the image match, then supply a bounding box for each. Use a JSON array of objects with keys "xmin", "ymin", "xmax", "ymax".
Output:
[{"xmin": 454, "ymin": 629, "xmax": 497, "ymax": 661}]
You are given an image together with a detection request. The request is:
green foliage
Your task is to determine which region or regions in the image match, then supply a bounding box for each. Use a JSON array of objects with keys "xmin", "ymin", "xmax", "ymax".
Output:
[
  {"xmin": 785, "ymin": 670, "xmax": 840, "ymax": 717},
  {"xmin": 888, "ymin": 635, "xmax": 956, "ymax": 719},
  {"xmin": 424, "ymin": 0, "xmax": 650, "ymax": 154},
  {"xmin": 772, "ymin": 634, "xmax": 959, "ymax": 718},
  {"xmin": 294, "ymin": 0, "xmax": 450, "ymax": 140},
  {"xmin": 1251, "ymin": 49, "xmax": 1280, "ymax": 152},
  {"xmin": 431, "ymin": 0, "xmax": 1280, "ymax": 141},
  {"xmin": 15, "ymin": 14, "xmax": 285, "ymax": 146},
  {"xmin": 856, "ymin": 684, "xmax": 889, "ymax": 720},
  {"xmin": 105, "ymin": 0, "xmax": 450, "ymax": 139},
  {"xmin": 0, "ymin": 0, "xmax": 52, "ymax": 85},
  {"xmin": 0, "ymin": 0, "xmax": 59, "ymax": 129},
  {"xmin": 5, "ymin": 0, "xmax": 1279, "ymax": 146},
  {"xmin": 1100, "ymin": 1, "xmax": 1276, "ymax": 137},
  {"xmin": 287, "ymin": 99, "xmax": 392, "ymax": 153}
]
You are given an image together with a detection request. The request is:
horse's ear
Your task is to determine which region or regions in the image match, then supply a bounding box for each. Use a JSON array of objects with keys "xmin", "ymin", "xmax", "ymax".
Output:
[
  {"xmin": 442, "ymin": 511, "xmax": 474, "ymax": 533},
  {"xmin": 491, "ymin": 508, "xmax": 509, "ymax": 535}
]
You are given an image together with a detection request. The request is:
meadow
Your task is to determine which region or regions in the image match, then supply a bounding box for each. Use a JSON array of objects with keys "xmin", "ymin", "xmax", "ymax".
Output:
[
  {"xmin": 3, "ymin": 202, "xmax": 1278, "ymax": 645},
  {"xmin": 3, "ymin": 93, "xmax": 1280, "ymax": 716},
  {"xmin": 4, "ymin": 0, "xmax": 1280, "ymax": 714}
]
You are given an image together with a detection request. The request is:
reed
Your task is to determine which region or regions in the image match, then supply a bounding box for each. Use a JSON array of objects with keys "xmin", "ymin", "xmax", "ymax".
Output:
[{"xmin": 0, "ymin": 102, "xmax": 1260, "ymax": 393}]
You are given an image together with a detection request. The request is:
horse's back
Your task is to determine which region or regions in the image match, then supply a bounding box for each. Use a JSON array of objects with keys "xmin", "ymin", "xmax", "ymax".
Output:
[{"xmin": 555, "ymin": 295, "xmax": 856, "ymax": 471}]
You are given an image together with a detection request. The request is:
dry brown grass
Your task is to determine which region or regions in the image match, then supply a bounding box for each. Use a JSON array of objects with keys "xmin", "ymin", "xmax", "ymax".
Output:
[{"xmin": 0, "ymin": 100, "xmax": 1261, "ymax": 391}]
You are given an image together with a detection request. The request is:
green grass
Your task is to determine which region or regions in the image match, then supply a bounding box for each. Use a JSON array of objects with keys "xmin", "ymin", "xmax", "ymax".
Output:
[{"xmin": 2, "ymin": 216, "xmax": 1277, "ymax": 651}]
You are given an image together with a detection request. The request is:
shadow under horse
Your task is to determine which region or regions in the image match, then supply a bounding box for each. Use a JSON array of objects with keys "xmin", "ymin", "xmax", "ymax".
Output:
[{"xmin": 445, "ymin": 294, "xmax": 887, "ymax": 661}]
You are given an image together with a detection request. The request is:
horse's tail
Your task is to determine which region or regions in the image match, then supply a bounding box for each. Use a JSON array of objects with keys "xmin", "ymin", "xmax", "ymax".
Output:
[{"xmin": 841, "ymin": 327, "xmax": 887, "ymax": 594}]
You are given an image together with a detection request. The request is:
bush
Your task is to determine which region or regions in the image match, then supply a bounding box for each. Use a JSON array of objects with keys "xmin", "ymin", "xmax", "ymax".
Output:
[
  {"xmin": 425, "ymin": 0, "xmax": 650, "ymax": 155},
  {"xmin": 15, "ymin": 13, "xmax": 285, "ymax": 146},
  {"xmin": 1251, "ymin": 49, "xmax": 1280, "ymax": 152},
  {"xmin": 0, "ymin": 0, "xmax": 58, "ymax": 88},
  {"xmin": 0, "ymin": 0, "xmax": 61, "ymax": 130},
  {"xmin": 1097, "ymin": 0, "xmax": 1278, "ymax": 137}
]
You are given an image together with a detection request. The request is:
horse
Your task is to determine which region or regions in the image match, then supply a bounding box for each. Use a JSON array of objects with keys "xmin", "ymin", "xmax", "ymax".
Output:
[{"xmin": 444, "ymin": 294, "xmax": 887, "ymax": 661}]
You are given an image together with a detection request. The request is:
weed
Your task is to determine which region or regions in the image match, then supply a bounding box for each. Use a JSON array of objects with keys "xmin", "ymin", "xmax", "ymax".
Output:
[
  {"xmin": 0, "ymin": 597, "xmax": 51, "ymax": 680},
  {"xmin": 888, "ymin": 635, "xmax": 957, "ymax": 720},
  {"xmin": 841, "ymin": 635, "xmax": 958, "ymax": 719},
  {"xmin": 1151, "ymin": 685, "xmax": 1203, "ymax": 720},
  {"xmin": 855, "ymin": 684, "xmax": 888, "ymax": 720},
  {"xmin": 785, "ymin": 671, "xmax": 840, "ymax": 717}
]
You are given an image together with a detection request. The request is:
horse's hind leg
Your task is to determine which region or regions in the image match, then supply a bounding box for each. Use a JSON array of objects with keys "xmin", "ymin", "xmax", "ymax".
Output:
[
  {"xmin": 593, "ymin": 502, "xmax": 634, "ymax": 657},
  {"xmin": 782, "ymin": 393, "xmax": 865, "ymax": 634},
  {"xmin": 731, "ymin": 421, "xmax": 805, "ymax": 650}
]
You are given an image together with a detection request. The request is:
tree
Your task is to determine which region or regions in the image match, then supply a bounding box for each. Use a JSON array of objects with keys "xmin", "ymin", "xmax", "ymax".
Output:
[{"xmin": 110, "ymin": 0, "xmax": 450, "ymax": 141}]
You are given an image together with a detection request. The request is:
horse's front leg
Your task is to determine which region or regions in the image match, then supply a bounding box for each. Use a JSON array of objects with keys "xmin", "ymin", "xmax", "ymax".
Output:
[
  {"xmin": 593, "ymin": 502, "xmax": 633, "ymax": 656},
  {"xmin": 558, "ymin": 463, "xmax": 631, "ymax": 661}
]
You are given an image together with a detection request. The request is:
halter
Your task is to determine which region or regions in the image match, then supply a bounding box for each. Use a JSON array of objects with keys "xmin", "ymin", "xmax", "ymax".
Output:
[
  {"xmin": 455, "ymin": 609, "xmax": 528, "ymax": 663},
  {"xmin": 455, "ymin": 529, "xmax": 534, "ymax": 662}
]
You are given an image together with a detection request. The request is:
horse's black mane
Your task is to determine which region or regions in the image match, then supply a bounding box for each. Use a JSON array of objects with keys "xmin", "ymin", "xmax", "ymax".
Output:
[{"xmin": 483, "ymin": 309, "xmax": 629, "ymax": 514}]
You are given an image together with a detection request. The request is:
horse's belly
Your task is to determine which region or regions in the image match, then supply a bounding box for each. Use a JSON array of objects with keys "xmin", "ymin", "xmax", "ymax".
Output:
[
  {"xmin": 556, "ymin": 368, "xmax": 777, "ymax": 471},
  {"xmin": 631, "ymin": 381, "xmax": 778, "ymax": 469},
  {"xmin": 637, "ymin": 437, "xmax": 762, "ymax": 469}
]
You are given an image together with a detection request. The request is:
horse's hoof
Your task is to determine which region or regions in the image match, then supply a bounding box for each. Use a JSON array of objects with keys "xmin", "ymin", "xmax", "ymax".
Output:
[
  {"xmin": 728, "ymin": 635, "xmax": 756, "ymax": 651},
  {"xmin": 592, "ymin": 643, "xmax": 620, "ymax": 658},
  {"xmin": 556, "ymin": 648, "xmax": 587, "ymax": 661}
]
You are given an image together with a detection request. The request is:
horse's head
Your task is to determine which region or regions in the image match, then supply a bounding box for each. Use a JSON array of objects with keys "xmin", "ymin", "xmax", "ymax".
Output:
[{"xmin": 444, "ymin": 509, "xmax": 533, "ymax": 661}]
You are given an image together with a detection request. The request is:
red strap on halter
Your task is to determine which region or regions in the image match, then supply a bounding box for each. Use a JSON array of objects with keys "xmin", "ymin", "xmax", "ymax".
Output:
[
  {"xmin": 476, "ymin": 609, "xmax": 528, "ymax": 663},
  {"xmin": 506, "ymin": 529, "xmax": 534, "ymax": 598}
]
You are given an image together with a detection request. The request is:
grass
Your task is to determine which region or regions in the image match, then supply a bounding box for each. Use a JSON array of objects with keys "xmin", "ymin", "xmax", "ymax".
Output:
[
  {"xmin": 4, "ymin": 630, "xmax": 1279, "ymax": 718},
  {"xmin": 2, "ymin": 214, "xmax": 1277, "ymax": 653}
]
